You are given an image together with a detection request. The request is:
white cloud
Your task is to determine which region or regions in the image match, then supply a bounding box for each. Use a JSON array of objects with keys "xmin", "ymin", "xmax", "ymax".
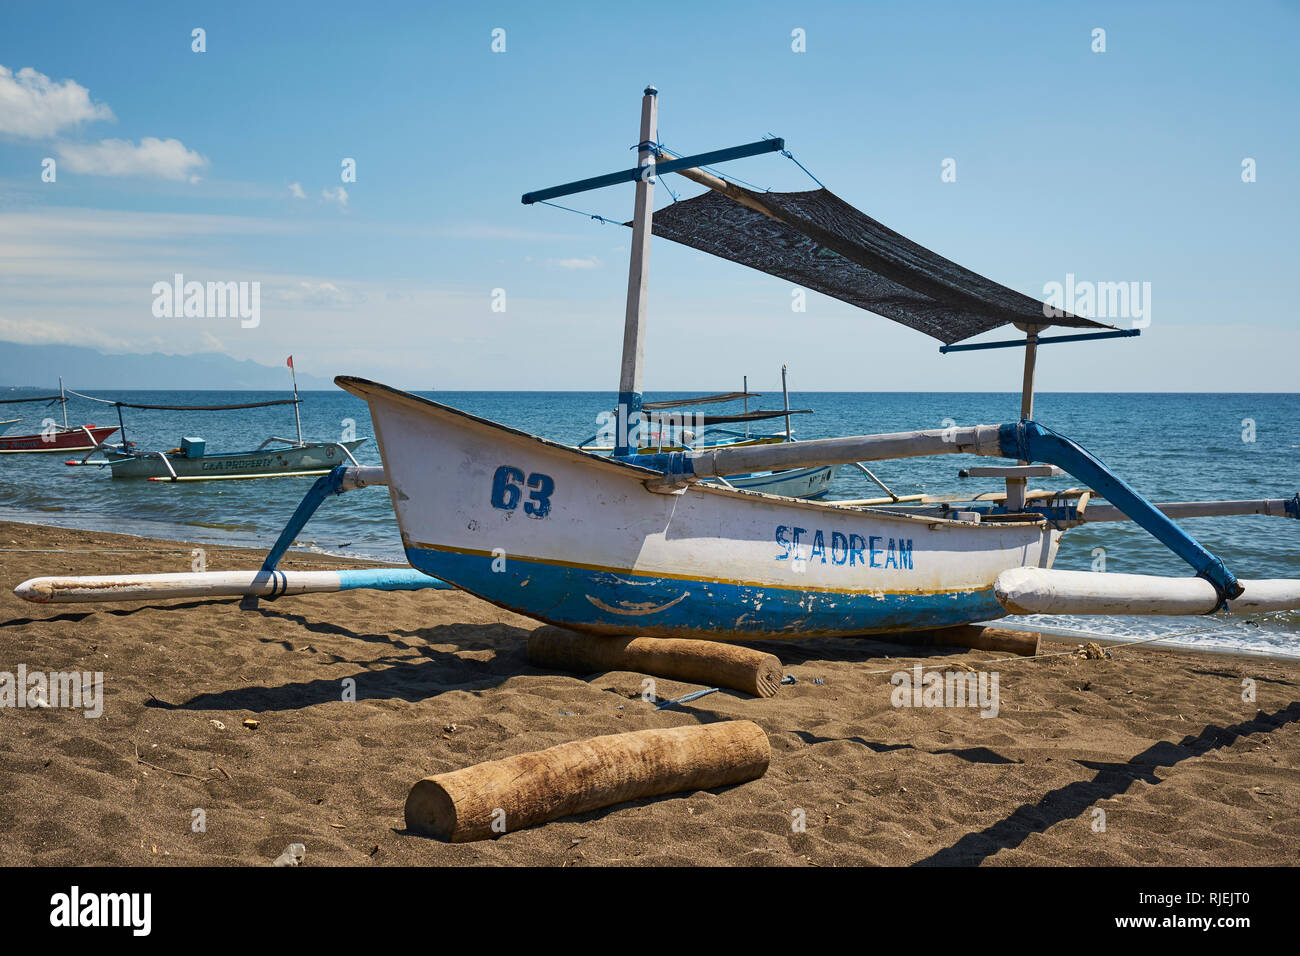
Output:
[
  {"xmin": 56, "ymin": 137, "xmax": 209, "ymax": 181},
  {"xmin": 551, "ymin": 256, "xmax": 602, "ymax": 270},
  {"xmin": 0, "ymin": 208, "xmax": 300, "ymax": 242},
  {"xmin": 289, "ymin": 182, "xmax": 306, "ymax": 199},
  {"xmin": 0, "ymin": 316, "xmax": 130, "ymax": 352},
  {"xmin": 0, "ymin": 65, "xmax": 114, "ymax": 139},
  {"xmin": 321, "ymin": 185, "xmax": 348, "ymax": 207},
  {"xmin": 432, "ymin": 224, "xmax": 591, "ymax": 242},
  {"xmin": 271, "ymin": 280, "xmax": 365, "ymax": 307}
]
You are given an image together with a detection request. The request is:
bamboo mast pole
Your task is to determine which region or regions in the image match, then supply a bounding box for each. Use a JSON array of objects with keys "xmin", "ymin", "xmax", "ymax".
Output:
[{"xmin": 615, "ymin": 86, "xmax": 659, "ymax": 457}]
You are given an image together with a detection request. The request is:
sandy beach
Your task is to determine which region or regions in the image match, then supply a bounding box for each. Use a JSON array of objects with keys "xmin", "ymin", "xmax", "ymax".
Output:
[{"xmin": 1, "ymin": 518, "xmax": 1297, "ymax": 867}]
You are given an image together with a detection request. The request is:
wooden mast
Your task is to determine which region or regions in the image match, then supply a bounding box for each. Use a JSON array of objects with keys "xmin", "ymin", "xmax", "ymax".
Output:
[{"xmin": 615, "ymin": 86, "xmax": 659, "ymax": 457}]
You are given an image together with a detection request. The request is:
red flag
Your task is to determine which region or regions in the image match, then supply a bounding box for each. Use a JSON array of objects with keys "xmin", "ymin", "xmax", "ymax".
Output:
[{"xmin": 286, "ymin": 355, "xmax": 294, "ymax": 369}]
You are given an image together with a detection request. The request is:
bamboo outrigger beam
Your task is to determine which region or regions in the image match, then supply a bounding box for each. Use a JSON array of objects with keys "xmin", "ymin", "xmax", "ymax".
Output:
[
  {"xmin": 997, "ymin": 568, "xmax": 1300, "ymax": 616},
  {"xmin": 14, "ymin": 568, "xmax": 450, "ymax": 604}
]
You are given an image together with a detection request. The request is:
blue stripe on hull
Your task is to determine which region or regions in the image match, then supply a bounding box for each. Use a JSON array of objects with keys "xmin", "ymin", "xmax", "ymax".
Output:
[{"xmin": 405, "ymin": 546, "xmax": 1008, "ymax": 640}]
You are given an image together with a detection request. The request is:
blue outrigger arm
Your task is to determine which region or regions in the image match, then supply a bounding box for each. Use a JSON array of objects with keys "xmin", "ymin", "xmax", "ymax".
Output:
[
  {"xmin": 262, "ymin": 465, "xmax": 388, "ymax": 572},
  {"xmin": 996, "ymin": 421, "xmax": 1243, "ymax": 601}
]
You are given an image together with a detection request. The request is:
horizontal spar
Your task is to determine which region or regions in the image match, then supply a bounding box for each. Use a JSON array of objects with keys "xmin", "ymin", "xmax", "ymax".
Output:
[
  {"xmin": 14, "ymin": 567, "xmax": 449, "ymax": 604},
  {"xmin": 521, "ymin": 138, "xmax": 784, "ymax": 205},
  {"xmin": 627, "ymin": 424, "xmax": 1007, "ymax": 489},
  {"xmin": 995, "ymin": 568, "xmax": 1300, "ymax": 616},
  {"xmin": 1073, "ymin": 498, "xmax": 1300, "ymax": 523}
]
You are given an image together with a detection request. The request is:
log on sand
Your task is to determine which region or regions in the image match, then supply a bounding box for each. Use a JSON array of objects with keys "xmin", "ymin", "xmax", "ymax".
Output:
[
  {"xmin": 881, "ymin": 625, "xmax": 1041, "ymax": 657},
  {"xmin": 405, "ymin": 721, "xmax": 771, "ymax": 842},
  {"xmin": 527, "ymin": 626, "xmax": 784, "ymax": 698}
]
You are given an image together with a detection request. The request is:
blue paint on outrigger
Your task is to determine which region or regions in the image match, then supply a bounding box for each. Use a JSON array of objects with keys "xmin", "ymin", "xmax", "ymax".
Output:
[
  {"xmin": 336, "ymin": 569, "xmax": 451, "ymax": 592},
  {"xmin": 403, "ymin": 545, "xmax": 1007, "ymax": 638}
]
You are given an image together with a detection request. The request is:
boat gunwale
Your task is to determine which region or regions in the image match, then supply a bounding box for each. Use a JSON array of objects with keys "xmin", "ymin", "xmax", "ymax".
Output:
[
  {"xmin": 105, "ymin": 437, "xmax": 368, "ymax": 468},
  {"xmin": 336, "ymin": 375, "xmax": 1050, "ymax": 530}
]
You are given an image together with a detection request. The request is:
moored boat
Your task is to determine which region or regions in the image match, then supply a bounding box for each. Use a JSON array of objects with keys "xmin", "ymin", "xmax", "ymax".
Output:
[
  {"xmin": 341, "ymin": 376, "xmax": 1052, "ymax": 638},
  {"xmin": 66, "ymin": 357, "xmax": 369, "ymax": 481},
  {"xmin": 102, "ymin": 437, "xmax": 367, "ymax": 481},
  {"xmin": 0, "ymin": 379, "xmax": 119, "ymax": 453},
  {"xmin": 1, "ymin": 424, "xmax": 119, "ymax": 453}
]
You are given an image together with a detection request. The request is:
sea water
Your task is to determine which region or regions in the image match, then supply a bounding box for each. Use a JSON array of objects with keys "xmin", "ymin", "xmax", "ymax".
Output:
[{"xmin": 2, "ymin": 389, "xmax": 1296, "ymax": 656}]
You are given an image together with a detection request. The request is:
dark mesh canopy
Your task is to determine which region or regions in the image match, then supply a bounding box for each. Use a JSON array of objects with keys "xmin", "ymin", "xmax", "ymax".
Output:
[{"xmin": 645, "ymin": 187, "xmax": 1109, "ymax": 345}]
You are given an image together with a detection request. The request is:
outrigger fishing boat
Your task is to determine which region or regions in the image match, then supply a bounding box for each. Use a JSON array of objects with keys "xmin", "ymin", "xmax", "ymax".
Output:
[
  {"xmin": 66, "ymin": 359, "xmax": 366, "ymax": 481},
  {"xmin": 577, "ymin": 369, "xmax": 837, "ymax": 500},
  {"xmin": 15, "ymin": 88, "xmax": 1300, "ymax": 638},
  {"xmin": 0, "ymin": 379, "xmax": 118, "ymax": 453}
]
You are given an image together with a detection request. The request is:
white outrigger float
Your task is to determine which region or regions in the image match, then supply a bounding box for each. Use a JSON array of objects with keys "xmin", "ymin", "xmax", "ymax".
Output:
[{"xmin": 15, "ymin": 88, "xmax": 1300, "ymax": 638}]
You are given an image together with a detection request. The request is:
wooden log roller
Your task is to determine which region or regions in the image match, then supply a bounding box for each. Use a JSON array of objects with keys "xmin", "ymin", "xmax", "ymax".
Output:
[
  {"xmin": 882, "ymin": 624, "xmax": 1041, "ymax": 657},
  {"xmin": 405, "ymin": 720, "xmax": 771, "ymax": 842},
  {"xmin": 527, "ymin": 626, "xmax": 785, "ymax": 698}
]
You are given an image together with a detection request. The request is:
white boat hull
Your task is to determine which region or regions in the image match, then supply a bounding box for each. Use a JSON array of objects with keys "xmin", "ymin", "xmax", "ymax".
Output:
[
  {"xmin": 338, "ymin": 377, "xmax": 1061, "ymax": 640},
  {"xmin": 709, "ymin": 464, "xmax": 837, "ymax": 499}
]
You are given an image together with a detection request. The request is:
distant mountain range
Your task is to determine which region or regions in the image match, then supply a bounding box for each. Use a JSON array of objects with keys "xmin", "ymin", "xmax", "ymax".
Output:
[{"xmin": 0, "ymin": 343, "xmax": 334, "ymax": 390}]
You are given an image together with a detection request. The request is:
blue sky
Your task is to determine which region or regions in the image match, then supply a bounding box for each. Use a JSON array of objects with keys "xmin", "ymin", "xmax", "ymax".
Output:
[{"xmin": 0, "ymin": 0, "xmax": 1296, "ymax": 391}]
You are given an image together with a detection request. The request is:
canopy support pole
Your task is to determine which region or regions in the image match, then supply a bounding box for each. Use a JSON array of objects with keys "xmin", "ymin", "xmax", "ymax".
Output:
[
  {"xmin": 615, "ymin": 85, "xmax": 658, "ymax": 457},
  {"xmin": 1005, "ymin": 327, "xmax": 1040, "ymax": 511}
]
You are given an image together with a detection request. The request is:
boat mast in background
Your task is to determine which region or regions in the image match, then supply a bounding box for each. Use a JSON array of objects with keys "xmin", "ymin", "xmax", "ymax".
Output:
[
  {"xmin": 743, "ymin": 375, "xmax": 749, "ymax": 438},
  {"xmin": 59, "ymin": 376, "xmax": 68, "ymax": 429},
  {"xmin": 781, "ymin": 364, "xmax": 792, "ymax": 442},
  {"xmin": 288, "ymin": 355, "xmax": 304, "ymax": 446}
]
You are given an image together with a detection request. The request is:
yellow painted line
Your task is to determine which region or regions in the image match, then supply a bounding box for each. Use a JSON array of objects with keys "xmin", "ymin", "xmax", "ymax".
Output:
[
  {"xmin": 409, "ymin": 540, "xmax": 989, "ymax": 598},
  {"xmin": 145, "ymin": 470, "xmax": 332, "ymax": 482}
]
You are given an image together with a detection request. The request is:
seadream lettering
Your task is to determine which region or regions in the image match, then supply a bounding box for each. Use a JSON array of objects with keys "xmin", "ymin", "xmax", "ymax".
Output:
[{"xmin": 776, "ymin": 525, "xmax": 913, "ymax": 569}]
